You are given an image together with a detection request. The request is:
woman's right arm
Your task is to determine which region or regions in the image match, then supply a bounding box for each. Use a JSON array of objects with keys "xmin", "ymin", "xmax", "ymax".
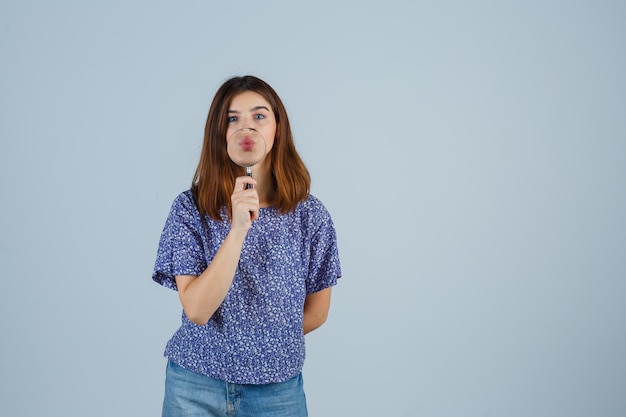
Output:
[{"xmin": 175, "ymin": 176, "xmax": 258, "ymax": 325}]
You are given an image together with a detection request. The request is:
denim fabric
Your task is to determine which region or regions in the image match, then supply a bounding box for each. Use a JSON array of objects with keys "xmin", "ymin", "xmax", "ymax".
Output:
[{"xmin": 162, "ymin": 361, "xmax": 308, "ymax": 417}]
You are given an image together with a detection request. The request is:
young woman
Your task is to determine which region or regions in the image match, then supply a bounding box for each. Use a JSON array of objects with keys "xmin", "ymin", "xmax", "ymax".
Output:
[{"xmin": 152, "ymin": 75, "xmax": 341, "ymax": 417}]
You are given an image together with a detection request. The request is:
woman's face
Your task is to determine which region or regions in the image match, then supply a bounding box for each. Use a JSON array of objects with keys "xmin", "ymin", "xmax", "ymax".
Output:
[{"xmin": 225, "ymin": 91, "xmax": 276, "ymax": 159}]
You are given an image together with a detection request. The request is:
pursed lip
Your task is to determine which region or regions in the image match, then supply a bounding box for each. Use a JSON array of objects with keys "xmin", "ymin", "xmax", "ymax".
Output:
[{"xmin": 240, "ymin": 137, "xmax": 255, "ymax": 151}]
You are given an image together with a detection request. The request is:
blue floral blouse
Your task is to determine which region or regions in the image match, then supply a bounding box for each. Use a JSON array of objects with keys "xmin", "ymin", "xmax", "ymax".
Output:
[{"xmin": 153, "ymin": 190, "xmax": 341, "ymax": 384}]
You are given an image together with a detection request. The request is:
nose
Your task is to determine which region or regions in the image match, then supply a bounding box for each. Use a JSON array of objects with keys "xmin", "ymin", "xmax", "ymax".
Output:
[{"xmin": 240, "ymin": 114, "xmax": 255, "ymax": 130}]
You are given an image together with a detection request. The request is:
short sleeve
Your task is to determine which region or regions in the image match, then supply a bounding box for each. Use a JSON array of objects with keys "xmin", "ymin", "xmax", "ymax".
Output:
[
  {"xmin": 305, "ymin": 199, "xmax": 342, "ymax": 294},
  {"xmin": 152, "ymin": 192, "xmax": 207, "ymax": 290}
]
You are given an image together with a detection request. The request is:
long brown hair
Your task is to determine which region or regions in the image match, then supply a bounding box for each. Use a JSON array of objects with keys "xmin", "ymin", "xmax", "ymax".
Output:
[{"xmin": 191, "ymin": 75, "xmax": 311, "ymax": 220}]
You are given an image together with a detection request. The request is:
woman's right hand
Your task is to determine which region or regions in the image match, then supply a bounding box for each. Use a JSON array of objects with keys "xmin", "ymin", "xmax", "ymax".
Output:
[
  {"xmin": 230, "ymin": 176, "xmax": 259, "ymax": 232},
  {"xmin": 177, "ymin": 176, "xmax": 258, "ymax": 325}
]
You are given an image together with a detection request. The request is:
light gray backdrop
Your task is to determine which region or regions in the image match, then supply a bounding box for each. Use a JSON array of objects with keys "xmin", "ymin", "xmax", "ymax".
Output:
[{"xmin": 1, "ymin": 1, "xmax": 625, "ymax": 416}]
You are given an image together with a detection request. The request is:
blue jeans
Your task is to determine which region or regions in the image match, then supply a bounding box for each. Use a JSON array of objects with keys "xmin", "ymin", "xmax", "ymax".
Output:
[{"xmin": 162, "ymin": 361, "xmax": 308, "ymax": 417}]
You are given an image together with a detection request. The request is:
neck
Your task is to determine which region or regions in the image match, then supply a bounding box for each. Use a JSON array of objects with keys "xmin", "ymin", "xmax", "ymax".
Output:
[{"xmin": 250, "ymin": 162, "xmax": 275, "ymax": 208}]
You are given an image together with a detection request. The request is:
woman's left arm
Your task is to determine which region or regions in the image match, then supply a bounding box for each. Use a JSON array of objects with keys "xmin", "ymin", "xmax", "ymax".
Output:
[{"xmin": 303, "ymin": 287, "xmax": 332, "ymax": 334}]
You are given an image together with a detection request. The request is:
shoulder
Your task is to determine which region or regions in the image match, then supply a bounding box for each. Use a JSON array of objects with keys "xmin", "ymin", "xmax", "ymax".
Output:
[
  {"xmin": 162, "ymin": 190, "xmax": 205, "ymax": 229},
  {"xmin": 296, "ymin": 194, "xmax": 335, "ymax": 226},
  {"xmin": 169, "ymin": 190, "xmax": 199, "ymax": 215},
  {"xmin": 298, "ymin": 194, "xmax": 328, "ymax": 213}
]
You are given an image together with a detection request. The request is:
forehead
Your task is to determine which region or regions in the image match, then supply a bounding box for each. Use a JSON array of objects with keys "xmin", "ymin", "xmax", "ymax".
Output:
[{"xmin": 228, "ymin": 91, "xmax": 272, "ymax": 111}]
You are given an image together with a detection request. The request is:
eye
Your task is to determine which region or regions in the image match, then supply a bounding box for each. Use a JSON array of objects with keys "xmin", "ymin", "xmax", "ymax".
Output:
[
  {"xmin": 254, "ymin": 114, "xmax": 265, "ymax": 120},
  {"xmin": 228, "ymin": 116, "xmax": 238, "ymax": 123}
]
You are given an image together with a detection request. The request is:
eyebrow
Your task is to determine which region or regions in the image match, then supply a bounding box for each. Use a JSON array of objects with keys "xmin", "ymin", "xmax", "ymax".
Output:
[{"xmin": 227, "ymin": 105, "xmax": 270, "ymax": 113}]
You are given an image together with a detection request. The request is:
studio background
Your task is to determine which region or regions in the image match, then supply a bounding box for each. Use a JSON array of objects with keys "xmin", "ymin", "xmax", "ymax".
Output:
[{"xmin": 1, "ymin": 1, "xmax": 625, "ymax": 416}]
